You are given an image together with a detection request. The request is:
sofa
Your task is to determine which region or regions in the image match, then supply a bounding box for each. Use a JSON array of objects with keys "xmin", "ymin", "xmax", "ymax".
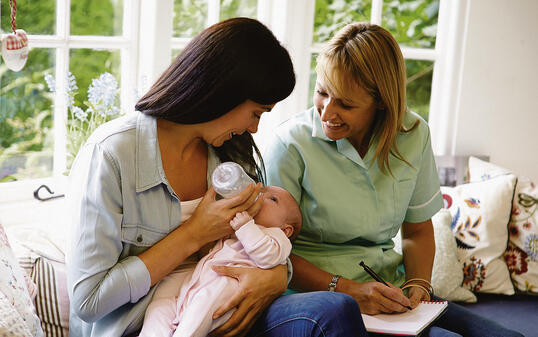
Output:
[
  {"xmin": 430, "ymin": 156, "xmax": 538, "ymax": 337},
  {"xmin": 0, "ymin": 156, "xmax": 536, "ymax": 336}
]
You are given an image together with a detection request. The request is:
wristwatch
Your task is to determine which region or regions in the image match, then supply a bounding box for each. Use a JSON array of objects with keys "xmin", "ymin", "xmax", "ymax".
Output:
[{"xmin": 328, "ymin": 274, "xmax": 341, "ymax": 292}]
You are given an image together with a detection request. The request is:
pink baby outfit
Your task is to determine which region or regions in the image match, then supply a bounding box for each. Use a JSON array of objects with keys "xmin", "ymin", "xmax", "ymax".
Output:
[{"xmin": 139, "ymin": 219, "xmax": 291, "ymax": 337}]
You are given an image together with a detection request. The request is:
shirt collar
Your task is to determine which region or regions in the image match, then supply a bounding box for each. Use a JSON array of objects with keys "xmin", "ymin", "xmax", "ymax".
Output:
[
  {"xmin": 136, "ymin": 112, "xmax": 164, "ymax": 192},
  {"xmin": 135, "ymin": 112, "xmax": 220, "ymax": 193},
  {"xmin": 310, "ymin": 107, "xmax": 369, "ymax": 169}
]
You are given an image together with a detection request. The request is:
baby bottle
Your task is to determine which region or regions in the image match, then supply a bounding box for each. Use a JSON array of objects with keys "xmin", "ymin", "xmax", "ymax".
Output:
[{"xmin": 211, "ymin": 162, "xmax": 255, "ymax": 198}]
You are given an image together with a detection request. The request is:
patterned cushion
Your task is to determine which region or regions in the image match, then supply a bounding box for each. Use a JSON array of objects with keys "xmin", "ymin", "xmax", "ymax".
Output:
[
  {"xmin": 441, "ymin": 173, "xmax": 516, "ymax": 295},
  {"xmin": 0, "ymin": 224, "xmax": 44, "ymax": 337},
  {"xmin": 0, "ymin": 291, "xmax": 34, "ymax": 337},
  {"xmin": 468, "ymin": 156, "xmax": 538, "ymax": 293}
]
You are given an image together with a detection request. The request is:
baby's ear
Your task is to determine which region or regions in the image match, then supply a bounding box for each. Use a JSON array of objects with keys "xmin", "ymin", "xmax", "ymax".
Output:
[{"xmin": 281, "ymin": 224, "xmax": 294, "ymax": 238}]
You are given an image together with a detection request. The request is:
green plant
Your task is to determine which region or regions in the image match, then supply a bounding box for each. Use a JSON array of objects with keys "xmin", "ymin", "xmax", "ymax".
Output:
[{"xmin": 45, "ymin": 72, "xmax": 121, "ymax": 168}]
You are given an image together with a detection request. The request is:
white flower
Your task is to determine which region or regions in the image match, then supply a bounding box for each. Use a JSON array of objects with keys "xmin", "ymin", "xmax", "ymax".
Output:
[
  {"xmin": 72, "ymin": 106, "xmax": 87, "ymax": 121},
  {"xmin": 88, "ymin": 73, "xmax": 119, "ymax": 115},
  {"xmin": 67, "ymin": 72, "xmax": 78, "ymax": 93},
  {"xmin": 44, "ymin": 74, "xmax": 56, "ymax": 92}
]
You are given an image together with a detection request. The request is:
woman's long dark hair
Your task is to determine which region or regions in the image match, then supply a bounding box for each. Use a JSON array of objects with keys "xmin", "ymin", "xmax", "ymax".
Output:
[{"xmin": 135, "ymin": 18, "xmax": 295, "ymax": 182}]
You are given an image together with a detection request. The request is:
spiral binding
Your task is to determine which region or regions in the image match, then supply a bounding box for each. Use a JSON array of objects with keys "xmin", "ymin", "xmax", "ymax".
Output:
[{"xmin": 421, "ymin": 300, "xmax": 447, "ymax": 304}]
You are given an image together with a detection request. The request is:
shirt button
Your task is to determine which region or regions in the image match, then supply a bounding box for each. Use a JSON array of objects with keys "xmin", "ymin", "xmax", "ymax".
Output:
[{"xmin": 136, "ymin": 235, "xmax": 143, "ymax": 243}]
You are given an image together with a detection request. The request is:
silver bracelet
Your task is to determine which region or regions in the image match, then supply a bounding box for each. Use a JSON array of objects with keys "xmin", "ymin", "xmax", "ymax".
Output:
[{"xmin": 328, "ymin": 274, "xmax": 341, "ymax": 292}]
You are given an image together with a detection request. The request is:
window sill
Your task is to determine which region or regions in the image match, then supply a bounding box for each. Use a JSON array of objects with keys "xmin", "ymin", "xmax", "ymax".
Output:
[{"xmin": 0, "ymin": 176, "xmax": 67, "ymax": 228}]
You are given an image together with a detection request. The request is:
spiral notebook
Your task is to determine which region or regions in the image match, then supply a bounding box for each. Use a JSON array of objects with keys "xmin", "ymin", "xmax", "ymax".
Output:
[{"xmin": 361, "ymin": 300, "xmax": 448, "ymax": 336}]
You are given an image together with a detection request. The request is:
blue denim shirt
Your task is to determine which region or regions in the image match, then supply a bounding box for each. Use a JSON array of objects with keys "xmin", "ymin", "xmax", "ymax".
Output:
[{"xmin": 66, "ymin": 112, "xmax": 220, "ymax": 336}]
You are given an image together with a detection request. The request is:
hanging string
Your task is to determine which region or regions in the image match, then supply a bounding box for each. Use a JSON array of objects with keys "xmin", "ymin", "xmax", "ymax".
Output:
[{"xmin": 10, "ymin": 0, "xmax": 18, "ymax": 33}]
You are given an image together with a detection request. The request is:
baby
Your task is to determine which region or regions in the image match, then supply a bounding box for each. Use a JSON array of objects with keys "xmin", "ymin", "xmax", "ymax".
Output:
[{"xmin": 139, "ymin": 185, "xmax": 302, "ymax": 337}]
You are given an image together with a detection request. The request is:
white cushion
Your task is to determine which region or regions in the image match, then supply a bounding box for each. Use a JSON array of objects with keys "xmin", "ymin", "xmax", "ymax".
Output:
[
  {"xmin": 469, "ymin": 156, "xmax": 538, "ymax": 293},
  {"xmin": 431, "ymin": 209, "xmax": 477, "ymax": 302},
  {"xmin": 441, "ymin": 173, "xmax": 516, "ymax": 295}
]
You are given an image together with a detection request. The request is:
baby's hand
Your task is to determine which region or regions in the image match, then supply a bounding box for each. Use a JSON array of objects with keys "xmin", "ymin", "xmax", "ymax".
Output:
[{"xmin": 230, "ymin": 211, "xmax": 252, "ymax": 231}]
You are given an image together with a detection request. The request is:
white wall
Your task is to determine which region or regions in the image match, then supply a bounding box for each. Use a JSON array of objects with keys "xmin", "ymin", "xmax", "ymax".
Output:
[{"xmin": 453, "ymin": 0, "xmax": 538, "ymax": 181}]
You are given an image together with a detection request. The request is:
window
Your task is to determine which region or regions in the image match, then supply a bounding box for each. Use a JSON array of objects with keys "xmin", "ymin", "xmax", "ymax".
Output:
[
  {"xmin": 308, "ymin": 0, "xmax": 439, "ymax": 120},
  {"xmin": 171, "ymin": 0, "xmax": 259, "ymax": 60},
  {"xmin": 0, "ymin": 0, "xmax": 444, "ymax": 189},
  {"xmin": 0, "ymin": 0, "xmax": 139, "ymax": 184}
]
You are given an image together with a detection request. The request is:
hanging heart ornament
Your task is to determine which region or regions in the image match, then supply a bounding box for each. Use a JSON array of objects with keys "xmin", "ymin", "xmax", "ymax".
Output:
[{"xmin": 1, "ymin": 29, "xmax": 29, "ymax": 71}]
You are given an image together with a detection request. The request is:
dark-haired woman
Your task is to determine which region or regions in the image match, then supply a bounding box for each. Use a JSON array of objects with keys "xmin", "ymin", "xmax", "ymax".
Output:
[{"xmin": 66, "ymin": 18, "xmax": 366, "ymax": 337}]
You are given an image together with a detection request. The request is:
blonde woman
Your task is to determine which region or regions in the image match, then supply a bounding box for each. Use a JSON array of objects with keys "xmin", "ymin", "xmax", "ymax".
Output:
[{"xmin": 264, "ymin": 22, "xmax": 523, "ymax": 337}]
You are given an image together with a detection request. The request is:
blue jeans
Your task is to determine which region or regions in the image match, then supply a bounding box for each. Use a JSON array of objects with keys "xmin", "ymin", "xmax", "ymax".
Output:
[
  {"xmin": 249, "ymin": 291, "xmax": 367, "ymax": 337},
  {"xmin": 371, "ymin": 296, "xmax": 524, "ymax": 337},
  {"xmin": 427, "ymin": 297, "xmax": 524, "ymax": 337}
]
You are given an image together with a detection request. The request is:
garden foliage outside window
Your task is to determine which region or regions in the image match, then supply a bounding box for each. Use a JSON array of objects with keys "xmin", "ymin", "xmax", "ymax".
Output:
[{"xmin": 0, "ymin": 0, "xmax": 438, "ymax": 184}]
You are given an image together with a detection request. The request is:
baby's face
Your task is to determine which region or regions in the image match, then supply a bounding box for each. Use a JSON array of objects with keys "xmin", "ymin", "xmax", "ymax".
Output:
[{"xmin": 254, "ymin": 186, "xmax": 296, "ymax": 235}]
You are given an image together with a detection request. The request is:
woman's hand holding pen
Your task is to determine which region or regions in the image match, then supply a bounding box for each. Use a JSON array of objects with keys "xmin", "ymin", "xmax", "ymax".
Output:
[{"xmin": 337, "ymin": 278, "xmax": 412, "ymax": 315}]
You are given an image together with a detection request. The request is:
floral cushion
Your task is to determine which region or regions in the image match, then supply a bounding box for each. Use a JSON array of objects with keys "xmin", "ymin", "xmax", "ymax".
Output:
[
  {"xmin": 468, "ymin": 156, "xmax": 538, "ymax": 293},
  {"xmin": 441, "ymin": 173, "xmax": 516, "ymax": 295},
  {"xmin": 0, "ymin": 224, "xmax": 44, "ymax": 337},
  {"xmin": 0, "ymin": 291, "xmax": 34, "ymax": 337}
]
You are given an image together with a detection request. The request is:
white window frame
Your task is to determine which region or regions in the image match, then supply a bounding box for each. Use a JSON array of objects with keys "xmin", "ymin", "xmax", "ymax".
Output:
[
  {"xmin": 0, "ymin": 0, "xmax": 467, "ymax": 201},
  {"xmin": 255, "ymin": 0, "xmax": 461, "ymax": 153},
  {"xmin": 0, "ymin": 0, "xmax": 140, "ymax": 199}
]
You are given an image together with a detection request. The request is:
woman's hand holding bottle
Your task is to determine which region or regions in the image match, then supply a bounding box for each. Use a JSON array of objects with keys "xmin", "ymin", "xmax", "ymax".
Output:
[{"xmin": 182, "ymin": 182, "xmax": 264, "ymax": 248}]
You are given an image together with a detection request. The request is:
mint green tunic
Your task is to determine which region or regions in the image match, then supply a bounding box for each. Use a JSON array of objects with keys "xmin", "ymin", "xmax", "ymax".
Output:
[{"xmin": 263, "ymin": 108, "xmax": 443, "ymax": 286}]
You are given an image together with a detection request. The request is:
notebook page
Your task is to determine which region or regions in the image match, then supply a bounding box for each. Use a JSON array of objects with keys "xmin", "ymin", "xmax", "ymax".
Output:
[{"xmin": 361, "ymin": 301, "xmax": 448, "ymax": 336}]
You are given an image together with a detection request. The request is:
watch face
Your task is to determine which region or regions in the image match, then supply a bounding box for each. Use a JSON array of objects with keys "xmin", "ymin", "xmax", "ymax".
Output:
[{"xmin": 329, "ymin": 275, "xmax": 341, "ymax": 291}]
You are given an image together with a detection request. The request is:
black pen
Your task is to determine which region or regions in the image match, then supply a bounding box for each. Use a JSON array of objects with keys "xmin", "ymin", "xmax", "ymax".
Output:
[{"xmin": 359, "ymin": 261, "xmax": 413, "ymax": 310}]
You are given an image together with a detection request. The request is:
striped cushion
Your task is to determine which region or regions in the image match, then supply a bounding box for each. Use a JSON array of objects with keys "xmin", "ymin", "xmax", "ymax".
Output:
[{"xmin": 30, "ymin": 257, "xmax": 69, "ymax": 337}]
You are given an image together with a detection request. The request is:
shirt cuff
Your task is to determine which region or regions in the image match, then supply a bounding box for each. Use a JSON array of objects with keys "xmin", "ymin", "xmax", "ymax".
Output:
[
  {"xmin": 119, "ymin": 255, "xmax": 151, "ymax": 303},
  {"xmin": 286, "ymin": 257, "xmax": 293, "ymax": 285}
]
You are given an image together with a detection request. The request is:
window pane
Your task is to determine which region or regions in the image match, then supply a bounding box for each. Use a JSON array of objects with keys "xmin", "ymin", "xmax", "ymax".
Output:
[
  {"xmin": 382, "ymin": 0, "xmax": 439, "ymax": 49},
  {"xmin": 406, "ymin": 59, "xmax": 433, "ymax": 120},
  {"xmin": 313, "ymin": 0, "xmax": 371, "ymax": 43},
  {"xmin": 307, "ymin": 53, "xmax": 319, "ymax": 108},
  {"xmin": 173, "ymin": 0, "xmax": 208, "ymax": 38},
  {"xmin": 0, "ymin": 49, "xmax": 55, "ymax": 183},
  {"xmin": 220, "ymin": 0, "xmax": 257, "ymax": 21},
  {"xmin": 1, "ymin": 0, "xmax": 56, "ymax": 35},
  {"xmin": 71, "ymin": 0, "xmax": 124, "ymax": 36},
  {"xmin": 68, "ymin": 49, "xmax": 121, "ymax": 166}
]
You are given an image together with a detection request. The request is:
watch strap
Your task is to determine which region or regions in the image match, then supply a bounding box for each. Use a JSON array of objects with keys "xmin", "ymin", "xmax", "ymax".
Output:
[{"xmin": 328, "ymin": 274, "xmax": 341, "ymax": 292}]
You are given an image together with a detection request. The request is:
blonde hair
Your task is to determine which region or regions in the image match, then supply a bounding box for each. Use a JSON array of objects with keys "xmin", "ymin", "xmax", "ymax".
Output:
[{"xmin": 316, "ymin": 22, "xmax": 418, "ymax": 175}]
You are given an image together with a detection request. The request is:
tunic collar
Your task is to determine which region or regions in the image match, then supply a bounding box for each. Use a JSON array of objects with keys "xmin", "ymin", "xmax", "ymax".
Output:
[{"xmin": 311, "ymin": 107, "xmax": 372, "ymax": 169}]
